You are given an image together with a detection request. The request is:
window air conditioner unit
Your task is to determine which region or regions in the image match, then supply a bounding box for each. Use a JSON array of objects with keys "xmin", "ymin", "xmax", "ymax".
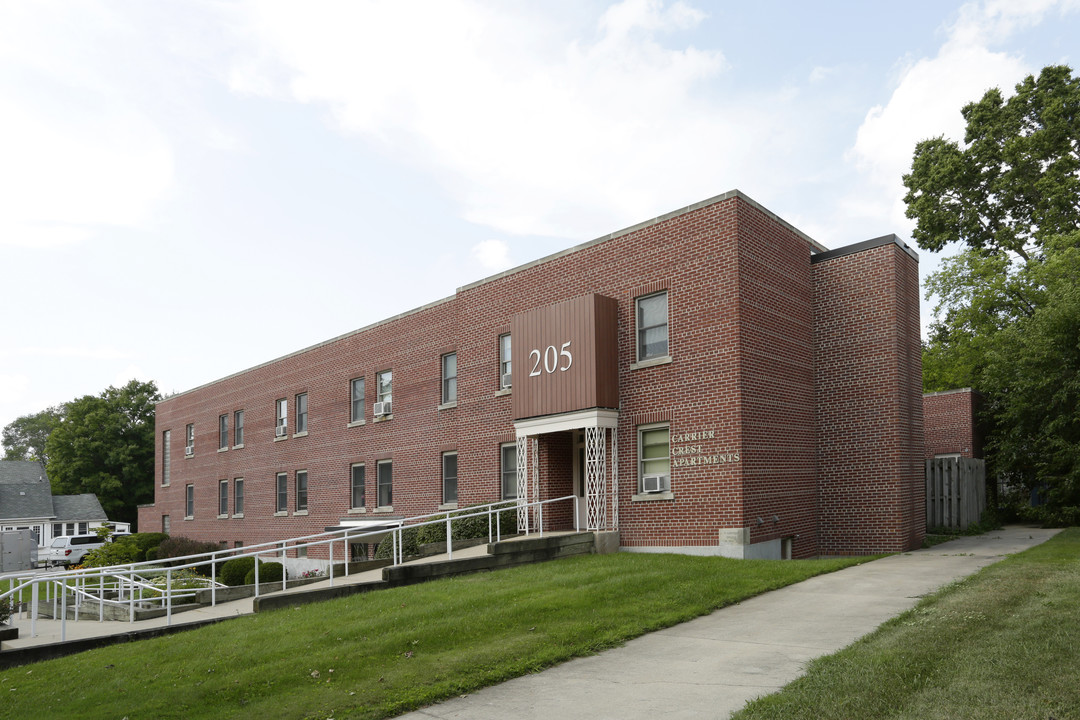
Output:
[
  {"xmin": 373, "ymin": 401, "xmax": 391, "ymax": 416},
  {"xmin": 185, "ymin": 446, "xmax": 194, "ymax": 457},
  {"xmin": 275, "ymin": 425, "xmax": 287, "ymax": 437},
  {"xmin": 642, "ymin": 474, "xmax": 668, "ymax": 494},
  {"xmin": 501, "ymin": 373, "xmax": 513, "ymax": 389}
]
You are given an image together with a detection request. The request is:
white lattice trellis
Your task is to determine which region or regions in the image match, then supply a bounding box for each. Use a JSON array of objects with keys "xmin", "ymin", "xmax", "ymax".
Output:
[{"xmin": 586, "ymin": 426, "xmax": 607, "ymax": 531}]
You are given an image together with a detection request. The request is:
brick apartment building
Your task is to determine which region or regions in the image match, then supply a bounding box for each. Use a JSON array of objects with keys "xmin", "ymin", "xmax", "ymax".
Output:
[{"xmin": 139, "ymin": 190, "xmax": 924, "ymax": 559}]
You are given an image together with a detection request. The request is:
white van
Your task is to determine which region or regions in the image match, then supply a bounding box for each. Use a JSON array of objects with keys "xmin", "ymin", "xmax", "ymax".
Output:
[{"xmin": 45, "ymin": 534, "xmax": 105, "ymax": 567}]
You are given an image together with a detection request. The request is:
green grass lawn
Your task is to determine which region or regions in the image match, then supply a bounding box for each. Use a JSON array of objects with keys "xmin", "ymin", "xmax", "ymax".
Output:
[
  {"xmin": 0, "ymin": 552, "xmax": 868, "ymax": 719},
  {"xmin": 733, "ymin": 528, "xmax": 1080, "ymax": 720}
]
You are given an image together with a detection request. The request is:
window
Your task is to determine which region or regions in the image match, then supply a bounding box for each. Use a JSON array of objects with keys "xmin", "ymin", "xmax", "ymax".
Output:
[
  {"xmin": 499, "ymin": 334, "xmax": 512, "ymax": 388},
  {"xmin": 442, "ymin": 452, "xmax": 458, "ymax": 504},
  {"xmin": 377, "ymin": 370, "xmax": 392, "ymax": 403},
  {"xmin": 377, "ymin": 460, "xmax": 392, "ymax": 507},
  {"xmin": 162, "ymin": 430, "xmax": 171, "ymax": 485},
  {"xmin": 442, "ymin": 353, "xmax": 457, "ymax": 404},
  {"xmin": 296, "ymin": 470, "xmax": 308, "ymax": 511},
  {"xmin": 219, "ymin": 480, "xmax": 229, "ymax": 516},
  {"xmin": 52, "ymin": 522, "xmax": 62, "ymax": 537},
  {"xmin": 234, "ymin": 478, "xmax": 245, "ymax": 515},
  {"xmin": 295, "ymin": 393, "xmax": 308, "ymax": 433},
  {"xmin": 219, "ymin": 414, "xmax": 229, "ymax": 450},
  {"xmin": 275, "ymin": 398, "xmax": 287, "ymax": 436},
  {"xmin": 185, "ymin": 423, "xmax": 194, "ymax": 455},
  {"xmin": 78, "ymin": 522, "xmax": 88, "ymax": 535},
  {"xmin": 185, "ymin": 485, "xmax": 194, "ymax": 518},
  {"xmin": 162, "ymin": 515, "xmax": 170, "ymax": 534},
  {"xmin": 636, "ymin": 291, "xmax": 669, "ymax": 361},
  {"xmin": 276, "ymin": 472, "xmax": 288, "ymax": 513},
  {"xmin": 350, "ymin": 378, "xmax": 365, "ymax": 423},
  {"xmin": 234, "ymin": 410, "xmax": 244, "ymax": 446},
  {"xmin": 501, "ymin": 443, "xmax": 517, "ymax": 499},
  {"xmin": 66, "ymin": 522, "xmax": 74, "ymax": 535},
  {"xmin": 351, "ymin": 464, "xmax": 365, "ymax": 508},
  {"xmin": 638, "ymin": 424, "xmax": 671, "ymax": 493}
]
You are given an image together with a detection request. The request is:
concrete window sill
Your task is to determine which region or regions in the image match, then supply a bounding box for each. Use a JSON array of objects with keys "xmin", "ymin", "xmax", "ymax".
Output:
[
  {"xmin": 631, "ymin": 491, "xmax": 675, "ymax": 502},
  {"xmin": 630, "ymin": 355, "xmax": 673, "ymax": 371}
]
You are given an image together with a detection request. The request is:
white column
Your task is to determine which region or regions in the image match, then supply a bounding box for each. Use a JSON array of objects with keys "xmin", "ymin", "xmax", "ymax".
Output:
[
  {"xmin": 516, "ymin": 434, "xmax": 529, "ymax": 534},
  {"xmin": 586, "ymin": 426, "xmax": 607, "ymax": 531}
]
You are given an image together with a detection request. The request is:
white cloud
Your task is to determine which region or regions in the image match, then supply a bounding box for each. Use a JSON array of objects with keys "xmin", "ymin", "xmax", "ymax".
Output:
[
  {"xmin": 844, "ymin": 0, "xmax": 1076, "ymax": 234},
  {"xmin": 0, "ymin": 346, "xmax": 130, "ymax": 361},
  {"xmin": 223, "ymin": 0, "xmax": 785, "ymax": 239},
  {"xmin": 471, "ymin": 239, "xmax": 513, "ymax": 272},
  {"xmin": 0, "ymin": 1, "xmax": 173, "ymax": 249}
]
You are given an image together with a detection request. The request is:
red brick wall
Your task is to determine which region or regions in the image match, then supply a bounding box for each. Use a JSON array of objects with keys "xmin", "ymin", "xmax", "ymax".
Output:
[
  {"xmin": 813, "ymin": 241, "xmax": 924, "ymax": 554},
  {"xmin": 923, "ymin": 389, "xmax": 982, "ymax": 458},
  {"xmin": 140, "ymin": 191, "xmax": 921, "ymax": 558}
]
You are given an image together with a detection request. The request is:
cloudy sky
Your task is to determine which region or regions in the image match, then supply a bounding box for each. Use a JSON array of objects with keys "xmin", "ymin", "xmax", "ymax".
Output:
[{"xmin": 1, "ymin": 0, "xmax": 1078, "ymax": 437}]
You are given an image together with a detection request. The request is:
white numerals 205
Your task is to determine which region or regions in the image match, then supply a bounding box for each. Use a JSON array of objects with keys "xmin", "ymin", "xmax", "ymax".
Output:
[{"xmin": 529, "ymin": 341, "xmax": 573, "ymax": 377}]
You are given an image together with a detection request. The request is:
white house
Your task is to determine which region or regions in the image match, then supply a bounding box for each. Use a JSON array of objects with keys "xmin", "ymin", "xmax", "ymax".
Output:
[{"xmin": 0, "ymin": 460, "xmax": 129, "ymax": 549}]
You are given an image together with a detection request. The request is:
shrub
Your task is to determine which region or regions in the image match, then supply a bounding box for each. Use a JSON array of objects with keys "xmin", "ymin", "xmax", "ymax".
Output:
[
  {"xmin": 0, "ymin": 598, "xmax": 13, "ymax": 625},
  {"xmin": 155, "ymin": 536, "xmax": 225, "ymax": 576},
  {"xmin": 221, "ymin": 556, "xmax": 256, "ymax": 586},
  {"xmin": 81, "ymin": 532, "xmax": 171, "ymax": 569},
  {"xmin": 414, "ymin": 504, "xmax": 518, "ymax": 545},
  {"xmin": 244, "ymin": 561, "xmax": 283, "ymax": 586},
  {"xmin": 374, "ymin": 527, "xmax": 421, "ymax": 560}
]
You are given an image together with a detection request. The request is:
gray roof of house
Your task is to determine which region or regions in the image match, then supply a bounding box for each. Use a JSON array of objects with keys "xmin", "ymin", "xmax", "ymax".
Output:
[
  {"xmin": 51, "ymin": 494, "xmax": 106, "ymax": 522},
  {"xmin": 0, "ymin": 460, "xmax": 50, "ymax": 485},
  {"xmin": 0, "ymin": 480, "xmax": 55, "ymax": 520}
]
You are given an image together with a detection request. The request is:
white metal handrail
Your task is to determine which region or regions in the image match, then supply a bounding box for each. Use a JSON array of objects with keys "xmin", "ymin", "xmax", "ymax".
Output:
[{"xmin": 0, "ymin": 493, "xmax": 579, "ymax": 641}]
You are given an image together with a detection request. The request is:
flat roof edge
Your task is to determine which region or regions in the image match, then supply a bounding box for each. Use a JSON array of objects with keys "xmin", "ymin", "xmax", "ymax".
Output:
[
  {"xmin": 811, "ymin": 234, "xmax": 919, "ymax": 264},
  {"xmin": 458, "ymin": 190, "xmax": 826, "ymax": 293},
  {"xmin": 923, "ymin": 388, "xmax": 980, "ymax": 398}
]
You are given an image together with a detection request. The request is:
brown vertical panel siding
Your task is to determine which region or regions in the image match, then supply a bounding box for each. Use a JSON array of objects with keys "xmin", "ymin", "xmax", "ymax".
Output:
[{"xmin": 511, "ymin": 294, "xmax": 618, "ymax": 420}]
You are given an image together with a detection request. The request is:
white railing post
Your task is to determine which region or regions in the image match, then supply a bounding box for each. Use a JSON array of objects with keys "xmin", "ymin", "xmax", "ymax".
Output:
[
  {"xmin": 99, "ymin": 574, "xmax": 104, "ymax": 622},
  {"xmin": 211, "ymin": 551, "xmax": 218, "ymax": 607},
  {"xmin": 446, "ymin": 515, "xmax": 453, "ymax": 560},
  {"xmin": 60, "ymin": 583, "xmax": 67, "ymax": 642},
  {"xmin": 254, "ymin": 556, "xmax": 260, "ymax": 599},
  {"xmin": 30, "ymin": 581, "xmax": 38, "ymax": 638},
  {"xmin": 329, "ymin": 539, "xmax": 335, "ymax": 588},
  {"xmin": 166, "ymin": 568, "xmax": 173, "ymax": 626},
  {"xmin": 539, "ymin": 502, "xmax": 544, "ymax": 536}
]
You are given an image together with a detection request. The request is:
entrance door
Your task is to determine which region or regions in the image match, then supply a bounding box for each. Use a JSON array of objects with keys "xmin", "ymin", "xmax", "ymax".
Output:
[{"xmin": 572, "ymin": 431, "xmax": 587, "ymax": 529}]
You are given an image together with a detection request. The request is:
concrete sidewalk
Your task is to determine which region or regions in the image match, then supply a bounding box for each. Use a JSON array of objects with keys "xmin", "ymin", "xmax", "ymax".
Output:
[{"xmin": 398, "ymin": 525, "xmax": 1060, "ymax": 720}]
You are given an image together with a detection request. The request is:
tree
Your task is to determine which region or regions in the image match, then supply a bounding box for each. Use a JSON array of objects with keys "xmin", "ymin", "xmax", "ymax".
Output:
[
  {"xmin": 903, "ymin": 65, "xmax": 1080, "ymax": 261},
  {"xmin": 2, "ymin": 406, "xmax": 64, "ymax": 462},
  {"xmin": 981, "ymin": 232, "xmax": 1080, "ymax": 523},
  {"xmin": 907, "ymin": 65, "xmax": 1080, "ymax": 523},
  {"xmin": 45, "ymin": 380, "xmax": 160, "ymax": 527}
]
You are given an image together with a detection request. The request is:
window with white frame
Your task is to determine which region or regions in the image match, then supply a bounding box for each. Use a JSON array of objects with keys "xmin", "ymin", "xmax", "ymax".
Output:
[
  {"xmin": 219, "ymin": 414, "xmax": 229, "ymax": 450},
  {"xmin": 295, "ymin": 393, "xmax": 308, "ymax": 433},
  {"xmin": 219, "ymin": 479, "xmax": 229, "ymax": 516},
  {"xmin": 636, "ymin": 291, "xmax": 669, "ymax": 361},
  {"xmin": 442, "ymin": 451, "xmax": 458, "ymax": 504},
  {"xmin": 275, "ymin": 398, "xmax": 287, "ymax": 436},
  {"xmin": 52, "ymin": 522, "xmax": 62, "ymax": 537},
  {"xmin": 377, "ymin": 460, "xmax": 392, "ymax": 507},
  {"xmin": 275, "ymin": 472, "xmax": 288, "ymax": 512},
  {"xmin": 638, "ymin": 424, "xmax": 671, "ymax": 493},
  {"xmin": 499, "ymin": 334, "xmax": 512, "ymax": 388},
  {"xmin": 351, "ymin": 463, "xmax": 365, "ymax": 508},
  {"xmin": 442, "ymin": 353, "xmax": 457, "ymax": 404},
  {"xmin": 78, "ymin": 522, "xmax": 87, "ymax": 535},
  {"xmin": 296, "ymin": 470, "xmax": 308, "ymax": 511},
  {"xmin": 350, "ymin": 377, "xmax": 365, "ymax": 423},
  {"xmin": 377, "ymin": 370, "xmax": 392, "ymax": 403},
  {"xmin": 185, "ymin": 485, "xmax": 194, "ymax": 518},
  {"xmin": 234, "ymin": 410, "xmax": 244, "ymax": 446},
  {"xmin": 185, "ymin": 423, "xmax": 194, "ymax": 456},
  {"xmin": 234, "ymin": 478, "xmax": 244, "ymax": 515},
  {"xmin": 162, "ymin": 430, "xmax": 171, "ymax": 485},
  {"xmin": 501, "ymin": 443, "xmax": 517, "ymax": 499}
]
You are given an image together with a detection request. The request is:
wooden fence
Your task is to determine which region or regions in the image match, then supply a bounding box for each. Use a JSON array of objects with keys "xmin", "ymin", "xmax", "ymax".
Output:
[{"xmin": 926, "ymin": 457, "xmax": 986, "ymax": 531}]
